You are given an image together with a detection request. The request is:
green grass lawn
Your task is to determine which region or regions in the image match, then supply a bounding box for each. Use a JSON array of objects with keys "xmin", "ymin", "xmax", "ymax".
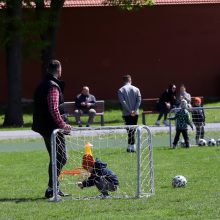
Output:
[
  {"xmin": 0, "ymin": 138, "xmax": 220, "ymax": 219},
  {"xmin": 1, "ymin": 102, "xmax": 220, "ymax": 130}
]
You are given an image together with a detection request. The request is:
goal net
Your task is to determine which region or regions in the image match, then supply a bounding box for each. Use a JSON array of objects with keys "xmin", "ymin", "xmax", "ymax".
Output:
[
  {"xmin": 169, "ymin": 106, "xmax": 220, "ymax": 147},
  {"xmin": 50, "ymin": 125, "xmax": 154, "ymax": 201}
]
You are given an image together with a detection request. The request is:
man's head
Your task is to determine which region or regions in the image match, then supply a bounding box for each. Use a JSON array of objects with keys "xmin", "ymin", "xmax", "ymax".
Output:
[
  {"xmin": 180, "ymin": 84, "xmax": 186, "ymax": 94},
  {"xmin": 82, "ymin": 86, "xmax": 90, "ymax": 96},
  {"xmin": 82, "ymin": 154, "xmax": 95, "ymax": 172},
  {"xmin": 47, "ymin": 60, "xmax": 62, "ymax": 78},
  {"xmin": 122, "ymin": 75, "xmax": 132, "ymax": 84},
  {"xmin": 180, "ymin": 99, "xmax": 188, "ymax": 109}
]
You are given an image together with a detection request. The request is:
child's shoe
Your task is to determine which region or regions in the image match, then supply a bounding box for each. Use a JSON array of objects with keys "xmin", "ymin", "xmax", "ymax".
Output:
[
  {"xmin": 127, "ymin": 144, "xmax": 136, "ymax": 153},
  {"xmin": 98, "ymin": 193, "xmax": 110, "ymax": 199},
  {"xmin": 163, "ymin": 120, "xmax": 169, "ymax": 126},
  {"xmin": 155, "ymin": 120, "xmax": 160, "ymax": 126},
  {"xmin": 172, "ymin": 144, "xmax": 176, "ymax": 149}
]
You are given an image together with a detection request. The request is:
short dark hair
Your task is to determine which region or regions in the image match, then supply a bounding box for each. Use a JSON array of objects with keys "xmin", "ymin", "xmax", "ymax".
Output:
[
  {"xmin": 122, "ymin": 75, "xmax": 131, "ymax": 83},
  {"xmin": 47, "ymin": 60, "xmax": 61, "ymax": 75}
]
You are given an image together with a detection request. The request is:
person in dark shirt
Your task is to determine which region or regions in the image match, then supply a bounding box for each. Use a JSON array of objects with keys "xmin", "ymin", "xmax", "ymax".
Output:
[
  {"xmin": 32, "ymin": 60, "xmax": 71, "ymax": 199},
  {"xmin": 192, "ymin": 97, "xmax": 205, "ymax": 145},
  {"xmin": 169, "ymin": 99, "xmax": 193, "ymax": 148},
  {"xmin": 74, "ymin": 86, "xmax": 96, "ymax": 127},
  {"xmin": 156, "ymin": 84, "xmax": 177, "ymax": 126},
  {"xmin": 77, "ymin": 155, "xmax": 119, "ymax": 198}
]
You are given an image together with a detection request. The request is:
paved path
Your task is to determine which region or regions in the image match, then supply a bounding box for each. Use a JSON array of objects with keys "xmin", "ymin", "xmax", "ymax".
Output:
[{"xmin": 0, "ymin": 123, "xmax": 220, "ymax": 140}]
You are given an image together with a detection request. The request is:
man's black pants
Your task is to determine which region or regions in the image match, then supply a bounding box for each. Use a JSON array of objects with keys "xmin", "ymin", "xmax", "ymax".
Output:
[
  {"xmin": 43, "ymin": 132, "xmax": 67, "ymax": 188},
  {"xmin": 123, "ymin": 115, "xmax": 138, "ymax": 145}
]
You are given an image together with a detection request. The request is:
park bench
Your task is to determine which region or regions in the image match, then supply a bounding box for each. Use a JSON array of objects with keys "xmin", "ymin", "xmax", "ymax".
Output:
[
  {"xmin": 62, "ymin": 100, "xmax": 105, "ymax": 126},
  {"xmin": 142, "ymin": 97, "xmax": 204, "ymax": 125}
]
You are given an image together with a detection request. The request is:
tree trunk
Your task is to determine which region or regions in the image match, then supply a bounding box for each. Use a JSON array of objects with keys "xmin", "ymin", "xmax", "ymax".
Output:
[
  {"xmin": 3, "ymin": 0, "xmax": 23, "ymax": 127},
  {"xmin": 36, "ymin": 0, "xmax": 64, "ymax": 76}
]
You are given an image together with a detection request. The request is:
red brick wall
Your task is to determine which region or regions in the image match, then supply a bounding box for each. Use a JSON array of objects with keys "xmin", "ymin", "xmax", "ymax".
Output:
[{"xmin": 1, "ymin": 4, "xmax": 220, "ymax": 103}]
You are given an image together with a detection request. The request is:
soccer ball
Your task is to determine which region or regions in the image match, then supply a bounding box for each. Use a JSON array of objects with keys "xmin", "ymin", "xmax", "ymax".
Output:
[
  {"xmin": 208, "ymin": 139, "xmax": 216, "ymax": 146},
  {"xmin": 216, "ymin": 139, "xmax": 220, "ymax": 146},
  {"xmin": 198, "ymin": 139, "xmax": 207, "ymax": 146},
  {"xmin": 179, "ymin": 140, "xmax": 185, "ymax": 147},
  {"xmin": 172, "ymin": 175, "xmax": 187, "ymax": 188}
]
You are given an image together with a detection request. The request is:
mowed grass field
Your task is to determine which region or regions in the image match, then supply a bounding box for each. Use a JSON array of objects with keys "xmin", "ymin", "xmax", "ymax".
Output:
[{"xmin": 0, "ymin": 138, "xmax": 220, "ymax": 219}]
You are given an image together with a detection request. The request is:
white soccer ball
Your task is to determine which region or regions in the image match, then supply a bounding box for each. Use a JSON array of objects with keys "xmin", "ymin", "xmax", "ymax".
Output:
[
  {"xmin": 172, "ymin": 175, "xmax": 187, "ymax": 188},
  {"xmin": 179, "ymin": 140, "xmax": 185, "ymax": 147},
  {"xmin": 208, "ymin": 139, "xmax": 216, "ymax": 146},
  {"xmin": 216, "ymin": 139, "xmax": 220, "ymax": 146},
  {"xmin": 198, "ymin": 139, "xmax": 207, "ymax": 146}
]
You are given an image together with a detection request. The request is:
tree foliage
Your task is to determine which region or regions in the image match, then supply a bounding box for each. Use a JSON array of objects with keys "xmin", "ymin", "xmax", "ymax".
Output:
[
  {"xmin": 104, "ymin": 0, "xmax": 154, "ymax": 10},
  {"xmin": 0, "ymin": 0, "xmax": 153, "ymax": 127},
  {"xmin": 0, "ymin": 0, "xmax": 64, "ymax": 126}
]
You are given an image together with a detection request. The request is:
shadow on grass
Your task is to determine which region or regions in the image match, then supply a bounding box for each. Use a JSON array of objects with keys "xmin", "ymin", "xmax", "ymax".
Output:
[{"xmin": 0, "ymin": 197, "xmax": 46, "ymax": 203}]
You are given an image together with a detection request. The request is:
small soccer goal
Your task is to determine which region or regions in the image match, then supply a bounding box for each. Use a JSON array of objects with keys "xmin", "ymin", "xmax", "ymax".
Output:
[{"xmin": 50, "ymin": 125, "xmax": 154, "ymax": 201}]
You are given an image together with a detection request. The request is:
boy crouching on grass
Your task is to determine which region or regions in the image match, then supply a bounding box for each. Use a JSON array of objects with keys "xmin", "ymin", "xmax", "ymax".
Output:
[
  {"xmin": 169, "ymin": 99, "xmax": 193, "ymax": 148},
  {"xmin": 77, "ymin": 155, "xmax": 119, "ymax": 198}
]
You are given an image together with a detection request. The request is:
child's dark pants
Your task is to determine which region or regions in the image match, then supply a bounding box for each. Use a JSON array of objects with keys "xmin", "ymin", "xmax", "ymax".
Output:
[
  {"xmin": 173, "ymin": 129, "xmax": 190, "ymax": 147},
  {"xmin": 194, "ymin": 123, "xmax": 205, "ymax": 144},
  {"xmin": 95, "ymin": 177, "xmax": 117, "ymax": 196}
]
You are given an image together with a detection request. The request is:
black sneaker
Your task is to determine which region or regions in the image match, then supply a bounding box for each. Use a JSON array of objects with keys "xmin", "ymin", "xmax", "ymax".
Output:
[
  {"xmin": 45, "ymin": 189, "xmax": 53, "ymax": 199},
  {"xmin": 86, "ymin": 124, "xmax": 90, "ymax": 127},
  {"xmin": 58, "ymin": 190, "xmax": 70, "ymax": 197},
  {"xmin": 78, "ymin": 124, "xmax": 82, "ymax": 127},
  {"xmin": 127, "ymin": 148, "xmax": 136, "ymax": 153},
  {"xmin": 98, "ymin": 193, "xmax": 110, "ymax": 199},
  {"xmin": 45, "ymin": 189, "xmax": 69, "ymax": 198}
]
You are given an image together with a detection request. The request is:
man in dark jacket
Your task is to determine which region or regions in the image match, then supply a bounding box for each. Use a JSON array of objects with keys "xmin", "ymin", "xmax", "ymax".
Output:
[
  {"xmin": 32, "ymin": 60, "xmax": 71, "ymax": 199},
  {"xmin": 74, "ymin": 86, "xmax": 96, "ymax": 127},
  {"xmin": 77, "ymin": 157, "xmax": 119, "ymax": 198},
  {"xmin": 156, "ymin": 84, "xmax": 177, "ymax": 126}
]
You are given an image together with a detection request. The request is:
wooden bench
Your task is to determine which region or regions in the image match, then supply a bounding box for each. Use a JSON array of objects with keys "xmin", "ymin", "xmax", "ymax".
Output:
[
  {"xmin": 142, "ymin": 97, "xmax": 204, "ymax": 125},
  {"xmin": 61, "ymin": 100, "xmax": 105, "ymax": 126},
  {"xmin": 142, "ymin": 98, "xmax": 159, "ymax": 125}
]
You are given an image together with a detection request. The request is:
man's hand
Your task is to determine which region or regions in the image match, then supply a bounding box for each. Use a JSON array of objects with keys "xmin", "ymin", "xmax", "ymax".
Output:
[
  {"xmin": 165, "ymin": 102, "xmax": 171, "ymax": 109},
  {"xmin": 131, "ymin": 111, "xmax": 136, "ymax": 117},
  {"xmin": 63, "ymin": 124, "xmax": 72, "ymax": 135},
  {"xmin": 86, "ymin": 103, "xmax": 92, "ymax": 108},
  {"xmin": 77, "ymin": 182, "xmax": 84, "ymax": 189},
  {"xmin": 81, "ymin": 102, "xmax": 86, "ymax": 106}
]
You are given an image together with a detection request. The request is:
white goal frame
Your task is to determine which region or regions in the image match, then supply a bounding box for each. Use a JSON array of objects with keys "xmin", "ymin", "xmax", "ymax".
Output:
[{"xmin": 50, "ymin": 125, "xmax": 154, "ymax": 202}]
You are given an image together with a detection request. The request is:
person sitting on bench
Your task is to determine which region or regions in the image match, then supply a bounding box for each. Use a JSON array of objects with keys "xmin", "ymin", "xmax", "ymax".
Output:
[{"xmin": 74, "ymin": 86, "xmax": 96, "ymax": 127}]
